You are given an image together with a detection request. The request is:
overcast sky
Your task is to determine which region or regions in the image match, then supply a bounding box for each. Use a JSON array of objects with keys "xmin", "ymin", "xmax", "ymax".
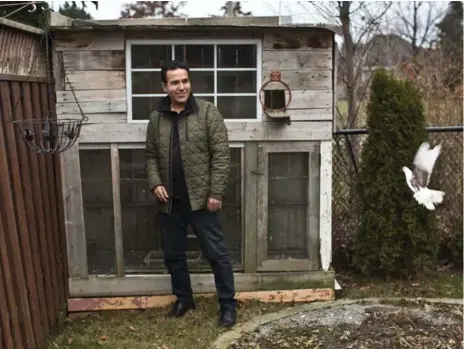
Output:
[
  {"xmin": 48, "ymin": 0, "xmax": 449, "ymax": 46},
  {"xmin": 49, "ymin": 1, "xmax": 332, "ymax": 22}
]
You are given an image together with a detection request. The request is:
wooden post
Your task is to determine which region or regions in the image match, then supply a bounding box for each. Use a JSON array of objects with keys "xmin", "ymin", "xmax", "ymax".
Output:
[
  {"xmin": 110, "ymin": 143, "xmax": 124, "ymax": 277},
  {"xmin": 319, "ymin": 140, "xmax": 332, "ymax": 271},
  {"xmin": 60, "ymin": 143, "xmax": 88, "ymax": 278}
]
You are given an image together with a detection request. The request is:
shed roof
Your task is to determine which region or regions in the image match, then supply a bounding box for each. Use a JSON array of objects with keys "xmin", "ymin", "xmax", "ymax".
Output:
[{"xmin": 48, "ymin": 12, "xmax": 340, "ymax": 35}]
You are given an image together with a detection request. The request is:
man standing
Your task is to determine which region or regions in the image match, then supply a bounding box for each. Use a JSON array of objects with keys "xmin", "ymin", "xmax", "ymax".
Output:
[{"xmin": 144, "ymin": 60, "xmax": 237, "ymax": 327}]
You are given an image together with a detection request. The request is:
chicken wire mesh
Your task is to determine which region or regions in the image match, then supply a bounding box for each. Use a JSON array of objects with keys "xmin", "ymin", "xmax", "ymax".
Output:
[{"xmin": 332, "ymin": 126, "xmax": 463, "ymax": 265}]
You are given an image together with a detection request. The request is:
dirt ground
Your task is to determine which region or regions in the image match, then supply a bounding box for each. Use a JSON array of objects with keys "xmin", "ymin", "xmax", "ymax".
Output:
[
  {"xmin": 229, "ymin": 302, "xmax": 463, "ymax": 349},
  {"xmin": 48, "ymin": 270, "xmax": 463, "ymax": 349}
]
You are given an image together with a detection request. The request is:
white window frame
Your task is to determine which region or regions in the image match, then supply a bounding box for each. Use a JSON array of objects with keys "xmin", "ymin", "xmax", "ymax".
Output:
[{"xmin": 125, "ymin": 38, "xmax": 263, "ymax": 123}]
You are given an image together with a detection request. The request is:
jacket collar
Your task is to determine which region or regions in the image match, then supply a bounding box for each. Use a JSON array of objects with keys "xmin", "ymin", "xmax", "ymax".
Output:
[{"xmin": 156, "ymin": 93, "xmax": 199, "ymax": 114}]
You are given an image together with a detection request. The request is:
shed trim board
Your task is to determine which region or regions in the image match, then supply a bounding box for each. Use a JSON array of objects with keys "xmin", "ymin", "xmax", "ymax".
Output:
[
  {"xmin": 255, "ymin": 142, "xmax": 320, "ymax": 272},
  {"xmin": 68, "ymin": 271, "xmax": 335, "ymax": 297},
  {"xmin": 77, "ymin": 121, "xmax": 333, "ymax": 143}
]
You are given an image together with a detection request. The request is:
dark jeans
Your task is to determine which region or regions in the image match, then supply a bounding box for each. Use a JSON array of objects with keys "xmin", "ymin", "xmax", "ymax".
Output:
[{"xmin": 158, "ymin": 200, "xmax": 237, "ymax": 310}]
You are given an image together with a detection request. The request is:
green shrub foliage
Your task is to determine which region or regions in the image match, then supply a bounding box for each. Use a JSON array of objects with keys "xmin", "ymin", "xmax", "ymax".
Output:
[{"xmin": 352, "ymin": 69, "xmax": 438, "ymax": 276}]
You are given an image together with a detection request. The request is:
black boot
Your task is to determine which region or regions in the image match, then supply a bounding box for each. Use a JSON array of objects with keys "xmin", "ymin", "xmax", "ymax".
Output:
[
  {"xmin": 219, "ymin": 306, "xmax": 237, "ymax": 327},
  {"xmin": 167, "ymin": 299, "xmax": 196, "ymax": 318}
]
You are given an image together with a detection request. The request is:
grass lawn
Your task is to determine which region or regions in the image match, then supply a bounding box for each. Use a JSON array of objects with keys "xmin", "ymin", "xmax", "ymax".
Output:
[
  {"xmin": 47, "ymin": 269, "xmax": 463, "ymax": 349},
  {"xmin": 47, "ymin": 299, "xmax": 290, "ymax": 349}
]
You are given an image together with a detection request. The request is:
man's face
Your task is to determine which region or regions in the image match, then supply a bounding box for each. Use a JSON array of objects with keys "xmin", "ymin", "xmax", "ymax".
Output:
[{"xmin": 162, "ymin": 68, "xmax": 191, "ymax": 105}]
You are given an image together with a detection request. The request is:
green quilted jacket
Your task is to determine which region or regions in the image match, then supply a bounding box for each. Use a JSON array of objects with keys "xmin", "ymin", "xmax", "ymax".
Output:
[{"xmin": 144, "ymin": 97, "xmax": 230, "ymax": 213}]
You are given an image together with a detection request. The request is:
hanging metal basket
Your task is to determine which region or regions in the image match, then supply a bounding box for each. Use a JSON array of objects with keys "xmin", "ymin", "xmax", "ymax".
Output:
[{"xmin": 11, "ymin": 116, "xmax": 88, "ymax": 155}]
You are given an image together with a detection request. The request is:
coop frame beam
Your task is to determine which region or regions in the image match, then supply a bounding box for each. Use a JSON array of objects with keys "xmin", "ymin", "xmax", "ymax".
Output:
[{"xmin": 68, "ymin": 270, "xmax": 335, "ymax": 297}]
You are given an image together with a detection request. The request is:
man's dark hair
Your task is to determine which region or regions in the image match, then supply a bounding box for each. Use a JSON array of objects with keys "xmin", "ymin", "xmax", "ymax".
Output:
[{"xmin": 160, "ymin": 60, "xmax": 190, "ymax": 84}]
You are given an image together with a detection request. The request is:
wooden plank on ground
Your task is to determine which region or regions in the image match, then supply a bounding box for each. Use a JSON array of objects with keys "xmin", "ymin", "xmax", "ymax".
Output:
[{"xmin": 68, "ymin": 288, "xmax": 335, "ymax": 312}]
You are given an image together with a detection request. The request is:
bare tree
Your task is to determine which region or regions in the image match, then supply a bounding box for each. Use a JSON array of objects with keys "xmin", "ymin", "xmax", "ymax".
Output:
[
  {"xmin": 391, "ymin": 1, "xmax": 446, "ymax": 56},
  {"xmin": 305, "ymin": 1, "xmax": 392, "ymax": 129}
]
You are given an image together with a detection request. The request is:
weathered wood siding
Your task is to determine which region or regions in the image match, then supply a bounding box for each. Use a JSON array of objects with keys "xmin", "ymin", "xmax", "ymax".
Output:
[
  {"xmin": 53, "ymin": 28, "xmax": 335, "ymax": 281},
  {"xmin": 53, "ymin": 29, "xmax": 334, "ymax": 141}
]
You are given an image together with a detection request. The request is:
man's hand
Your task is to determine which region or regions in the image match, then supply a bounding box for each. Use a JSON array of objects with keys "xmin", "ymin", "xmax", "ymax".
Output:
[
  {"xmin": 207, "ymin": 197, "xmax": 222, "ymax": 212},
  {"xmin": 152, "ymin": 185, "xmax": 169, "ymax": 203}
]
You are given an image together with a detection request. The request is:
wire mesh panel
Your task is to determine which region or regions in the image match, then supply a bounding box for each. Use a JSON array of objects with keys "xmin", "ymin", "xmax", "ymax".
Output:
[
  {"xmin": 79, "ymin": 149, "xmax": 115, "ymax": 275},
  {"xmin": 267, "ymin": 152, "xmax": 309, "ymax": 260},
  {"xmin": 331, "ymin": 127, "xmax": 463, "ymax": 266},
  {"xmin": 118, "ymin": 147, "xmax": 243, "ymax": 273}
]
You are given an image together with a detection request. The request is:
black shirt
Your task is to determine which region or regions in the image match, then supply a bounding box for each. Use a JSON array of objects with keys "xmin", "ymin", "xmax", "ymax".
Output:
[{"xmin": 155, "ymin": 95, "xmax": 199, "ymax": 203}]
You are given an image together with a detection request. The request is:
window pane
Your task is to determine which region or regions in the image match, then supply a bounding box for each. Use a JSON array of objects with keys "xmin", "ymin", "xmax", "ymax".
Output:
[
  {"xmin": 132, "ymin": 97, "xmax": 162, "ymax": 120},
  {"xmin": 217, "ymin": 96, "xmax": 256, "ymax": 119},
  {"xmin": 131, "ymin": 45, "xmax": 171, "ymax": 69},
  {"xmin": 217, "ymin": 45, "xmax": 256, "ymax": 68},
  {"xmin": 132, "ymin": 71, "xmax": 163, "ymax": 94},
  {"xmin": 80, "ymin": 149, "xmax": 115, "ymax": 275},
  {"xmin": 119, "ymin": 148, "xmax": 243, "ymax": 273},
  {"xmin": 190, "ymin": 71, "xmax": 214, "ymax": 93},
  {"xmin": 195, "ymin": 96, "xmax": 214, "ymax": 104},
  {"xmin": 268, "ymin": 152, "xmax": 309, "ymax": 260},
  {"xmin": 217, "ymin": 71, "xmax": 256, "ymax": 93},
  {"xmin": 174, "ymin": 45, "xmax": 214, "ymax": 68}
]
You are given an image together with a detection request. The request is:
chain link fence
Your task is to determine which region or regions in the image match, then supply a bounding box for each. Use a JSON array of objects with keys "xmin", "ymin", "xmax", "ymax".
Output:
[{"xmin": 332, "ymin": 126, "xmax": 463, "ymax": 267}]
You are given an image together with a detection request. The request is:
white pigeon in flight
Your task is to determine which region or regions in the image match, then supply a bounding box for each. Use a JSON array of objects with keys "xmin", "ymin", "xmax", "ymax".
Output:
[{"xmin": 402, "ymin": 142, "xmax": 445, "ymax": 210}]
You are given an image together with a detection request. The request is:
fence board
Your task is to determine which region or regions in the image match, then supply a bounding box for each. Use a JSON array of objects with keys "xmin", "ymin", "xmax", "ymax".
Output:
[
  {"xmin": 32, "ymin": 82, "xmax": 61, "ymax": 324},
  {"xmin": 41, "ymin": 82, "xmax": 65, "ymax": 317},
  {"xmin": 0, "ymin": 80, "xmax": 68, "ymax": 349},
  {"xmin": 10, "ymin": 81, "xmax": 46, "ymax": 348},
  {"xmin": 0, "ymin": 21, "xmax": 68, "ymax": 349},
  {"xmin": 0, "ymin": 214, "xmax": 20, "ymax": 349},
  {"xmin": 49, "ymin": 82, "xmax": 70, "ymax": 302},
  {"xmin": 0, "ymin": 81, "xmax": 36, "ymax": 349},
  {"xmin": 21, "ymin": 82, "xmax": 56, "ymax": 329}
]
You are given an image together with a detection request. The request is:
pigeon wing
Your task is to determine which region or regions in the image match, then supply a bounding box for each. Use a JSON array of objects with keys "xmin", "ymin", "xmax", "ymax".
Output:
[{"xmin": 412, "ymin": 142, "xmax": 441, "ymax": 187}]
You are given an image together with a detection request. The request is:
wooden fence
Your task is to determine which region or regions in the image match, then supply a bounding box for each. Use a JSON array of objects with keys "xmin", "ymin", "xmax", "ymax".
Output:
[{"xmin": 0, "ymin": 19, "xmax": 68, "ymax": 349}]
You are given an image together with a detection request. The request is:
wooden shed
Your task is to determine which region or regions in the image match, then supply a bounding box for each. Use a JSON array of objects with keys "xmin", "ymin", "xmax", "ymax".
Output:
[{"xmin": 49, "ymin": 12, "xmax": 337, "ymax": 304}]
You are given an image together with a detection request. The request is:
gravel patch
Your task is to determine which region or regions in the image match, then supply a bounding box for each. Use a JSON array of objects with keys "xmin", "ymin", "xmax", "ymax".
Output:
[{"xmin": 228, "ymin": 301, "xmax": 463, "ymax": 349}]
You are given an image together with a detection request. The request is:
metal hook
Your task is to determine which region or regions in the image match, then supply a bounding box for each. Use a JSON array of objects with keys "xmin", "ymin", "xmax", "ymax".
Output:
[{"xmin": 28, "ymin": 2, "xmax": 37, "ymax": 12}]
